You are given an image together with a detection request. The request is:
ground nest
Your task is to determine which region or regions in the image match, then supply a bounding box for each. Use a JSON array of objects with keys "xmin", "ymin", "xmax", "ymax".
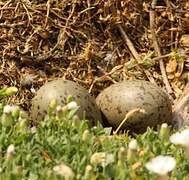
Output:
[{"xmin": 0, "ymin": 0, "xmax": 189, "ymax": 113}]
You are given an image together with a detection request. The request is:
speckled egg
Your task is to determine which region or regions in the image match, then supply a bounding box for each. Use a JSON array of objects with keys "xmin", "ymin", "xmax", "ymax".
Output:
[
  {"xmin": 96, "ymin": 80, "xmax": 172, "ymax": 133},
  {"xmin": 31, "ymin": 79, "xmax": 102, "ymax": 127}
]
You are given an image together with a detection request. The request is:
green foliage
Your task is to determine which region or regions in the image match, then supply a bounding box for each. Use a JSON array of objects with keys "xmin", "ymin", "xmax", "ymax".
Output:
[{"xmin": 0, "ymin": 87, "xmax": 189, "ymax": 179}]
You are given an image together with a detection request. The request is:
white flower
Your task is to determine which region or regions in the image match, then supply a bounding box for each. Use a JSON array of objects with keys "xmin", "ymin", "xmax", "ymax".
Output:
[
  {"xmin": 67, "ymin": 101, "xmax": 79, "ymax": 110},
  {"xmin": 3, "ymin": 105, "xmax": 17, "ymax": 114},
  {"xmin": 145, "ymin": 155, "xmax": 176, "ymax": 175},
  {"xmin": 56, "ymin": 105, "xmax": 62, "ymax": 112},
  {"xmin": 53, "ymin": 163, "xmax": 74, "ymax": 180},
  {"xmin": 6, "ymin": 144, "xmax": 15, "ymax": 160},
  {"xmin": 90, "ymin": 152, "xmax": 114, "ymax": 167},
  {"xmin": 7, "ymin": 144, "xmax": 15, "ymax": 154},
  {"xmin": 85, "ymin": 165, "xmax": 92, "ymax": 172},
  {"xmin": 31, "ymin": 126, "xmax": 37, "ymax": 134},
  {"xmin": 128, "ymin": 139, "xmax": 138, "ymax": 150},
  {"xmin": 170, "ymin": 129, "xmax": 189, "ymax": 146}
]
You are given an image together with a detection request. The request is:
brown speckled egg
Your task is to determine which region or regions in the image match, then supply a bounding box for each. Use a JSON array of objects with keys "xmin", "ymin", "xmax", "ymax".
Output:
[
  {"xmin": 31, "ymin": 79, "xmax": 102, "ymax": 127},
  {"xmin": 96, "ymin": 80, "xmax": 172, "ymax": 133}
]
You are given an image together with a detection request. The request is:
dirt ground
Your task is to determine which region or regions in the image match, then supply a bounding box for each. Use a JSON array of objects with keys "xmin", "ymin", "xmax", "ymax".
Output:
[{"xmin": 0, "ymin": 0, "xmax": 189, "ymax": 113}]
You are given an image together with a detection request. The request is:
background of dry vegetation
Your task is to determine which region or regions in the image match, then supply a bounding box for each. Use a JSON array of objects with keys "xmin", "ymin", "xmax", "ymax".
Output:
[{"xmin": 0, "ymin": 0, "xmax": 189, "ymax": 113}]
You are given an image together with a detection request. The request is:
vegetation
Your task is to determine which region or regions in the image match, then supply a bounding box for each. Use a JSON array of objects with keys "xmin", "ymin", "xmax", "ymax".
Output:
[{"xmin": 0, "ymin": 88, "xmax": 189, "ymax": 180}]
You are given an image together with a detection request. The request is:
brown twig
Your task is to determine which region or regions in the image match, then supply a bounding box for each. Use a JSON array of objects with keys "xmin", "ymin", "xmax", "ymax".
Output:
[
  {"xmin": 150, "ymin": 0, "xmax": 172, "ymax": 94},
  {"xmin": 117, "ymin": 24, "xmax": 156, "ymax": 84},
  {"xmin": 88, "ymin": 65, "xmax": 123, "ymax": 93}
]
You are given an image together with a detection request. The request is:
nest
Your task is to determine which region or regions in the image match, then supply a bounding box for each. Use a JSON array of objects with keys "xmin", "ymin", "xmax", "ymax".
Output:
[{"xmin": 0, "ymin": 0, "xmax": 189, "ymax": 111}]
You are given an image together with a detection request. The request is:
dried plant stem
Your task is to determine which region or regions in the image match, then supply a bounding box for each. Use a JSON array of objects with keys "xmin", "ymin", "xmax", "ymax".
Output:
[
  {"xmin": 150, "ymin": 0, "xmax": 172, "ymax": 94},
  {"xmin": 118, "ymin": 25, "xmax": 142, "ymax": 63},
  {"xmin": 118, "ymin": 25, "xmax": 156, "ymax": 84},
  {"xmin": 113, "ymin": 108, "xmax": 145, "ymax": 134},
  {"xmin": 88, "ymin": 65, "xmax": 123, "ymax": 93}
]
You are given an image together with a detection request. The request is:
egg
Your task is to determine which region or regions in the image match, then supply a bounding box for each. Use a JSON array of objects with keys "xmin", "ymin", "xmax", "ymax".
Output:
[
  {"xmin": 31, "ymin": 79, "xmax": 102, "ymax": 127},
  {"xmin": 96, "ymin": 80, "xmax": 172, "ymax": 133}
]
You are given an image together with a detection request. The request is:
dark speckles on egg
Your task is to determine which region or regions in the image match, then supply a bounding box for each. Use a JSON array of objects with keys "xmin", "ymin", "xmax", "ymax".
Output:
[
  {"xmin": 116, "ymin": 106, "xmax": 122, "ymax": 114},
  {"xmin": 96, "ymin": 80, "xmax": 172, "ymax": 134},
  {"xmin": 31, "ymin": 79, "xmax": 102, "ymax": 127},
  {"xmin": 105, "ymin": 94, "xmax": 112, "ymax": 103}
]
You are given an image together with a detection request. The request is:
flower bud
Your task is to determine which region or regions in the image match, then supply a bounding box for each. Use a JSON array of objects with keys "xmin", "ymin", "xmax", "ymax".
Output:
[
  {"xmin": 6, "ymin": 144, "xmax": 15, "ymax": 160},
  {"xmin": 4, "ymin": 87, "xmax": 18, "ymax": 96},
  {"xmin": 11, "ymin": 106, "xmax": 20, "ymax": 119},
  {"xmin": 53, "ymin": 163, "xmax": 74, "ymax": 180},
  {"xmin": 117, "ymin": 147, "xmax": 127, "ymax": 167},
  {"xmin": 118, "ymin": 147, "xmax": 127, "ymax": 161},
  {"xmin": 127, "ymin": 139, "xmax": 138, "ymax": 163},
  {"xmin": 1, "ymin": 113, "xmax": 13, "ymax": 127},
  {"xmin": 16, "ymin": 118, "xmax": 28, "ymax": 132},
  {"xmin": 67, "ymin": 95, "xmax": 74, "ymax": 103},
  {"xmin": 90, "ymin": 152, "xmax": 114, "ymax": 167},
  {"xmin": 160, "ymin": 123, "xmax": 170, "ymax": 140},
  {"xmin": 82, "ymin": 130, "xmax": 90, "ymax": 141},
  {"xmin": 84, "ymin": 165, "xmax": 93, "ymax": 179},
  {"xmin": 56, "ymin": 105, "xmax": 63, "ymax": 118},
  {"xmin": 48, "ymin": 99, "xmax": 57, "ymax": 113}
]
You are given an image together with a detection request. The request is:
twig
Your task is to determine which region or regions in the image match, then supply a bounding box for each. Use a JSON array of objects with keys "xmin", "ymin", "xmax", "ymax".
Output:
[
  {"xmin": 88, "ymin": 65, "xmax": 123, "ymax": 93},
  {"xmin": 152, "ymin": 53, "xmax": 172, "ymax": 61},
  {"xmin": 45, "ymin": 0, "xmax": 51, "ymax": 27},
  {"xmin": 150, "ymin": 0, "xmax": 172, "ymax": 94},
  {"xmin": 118, "ymin": 25, "xmax": 142, "ymax": 63},
  {"xmin": 117, "ymin": 24, "xmax": 156, "ymax": 84},
  {"xmin": 113, "ymin": 108, "xmax": 145, "ymax": 134}
]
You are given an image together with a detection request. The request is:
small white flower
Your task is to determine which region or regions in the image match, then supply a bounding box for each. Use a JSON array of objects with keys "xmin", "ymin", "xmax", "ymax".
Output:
[
  {"xmin": 6, "ymin": 144, "xmax": 15, "ymax": 160},
  {"xmin": 53, "ymin": 163, "xmax": 74, "ymax": 180},
  {"xmin": 7, "ymin": 144, "xmax": 15, "ymax": 155},
  {"xmin": 161, "ymin": 123, "xmax": 168, "ymax": 128},
  {"xmin": 170, "ymin": 129, "xmax": 189, "ymax": 146},
  {"xmin": 31, "ymin": 126, "xmax": 37, "ymax": 134},
  {"xmin": 128, "ymin": 139, "xmax": 138, "ymax": 150},
  {"xmin": 90, "ymin": 152, "xmax": 114, "ymax": 167},
  {"xmin": 56, "ymin": 105, "xmax": 62, "ymax": 112},
  {"xmin": 66, "ymin": 101, "xmax": 79, "ymax": 110},
  {"xmin": 104, "ymin": 153, "xmax": 114, "ymax": 167},
  {"xmin": 145, "ymin": 155, "xmax": 176, "ymax": 175},
  {"xmin": 85, "ymin": 165, "xmax": 92, "ymax": 172},
  {"xmin": 3, "ymin": 105, "xmax": 17, "ymax": 114}
]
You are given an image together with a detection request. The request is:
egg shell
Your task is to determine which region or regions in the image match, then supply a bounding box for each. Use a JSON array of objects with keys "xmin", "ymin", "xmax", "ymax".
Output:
[
  {"xmin": 96, "ymin": 80, "xmax": 172, "ymax": 133},
  {"xmin": 31, "ymin": 79, "xmax": 102, "ymax": 127}
]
